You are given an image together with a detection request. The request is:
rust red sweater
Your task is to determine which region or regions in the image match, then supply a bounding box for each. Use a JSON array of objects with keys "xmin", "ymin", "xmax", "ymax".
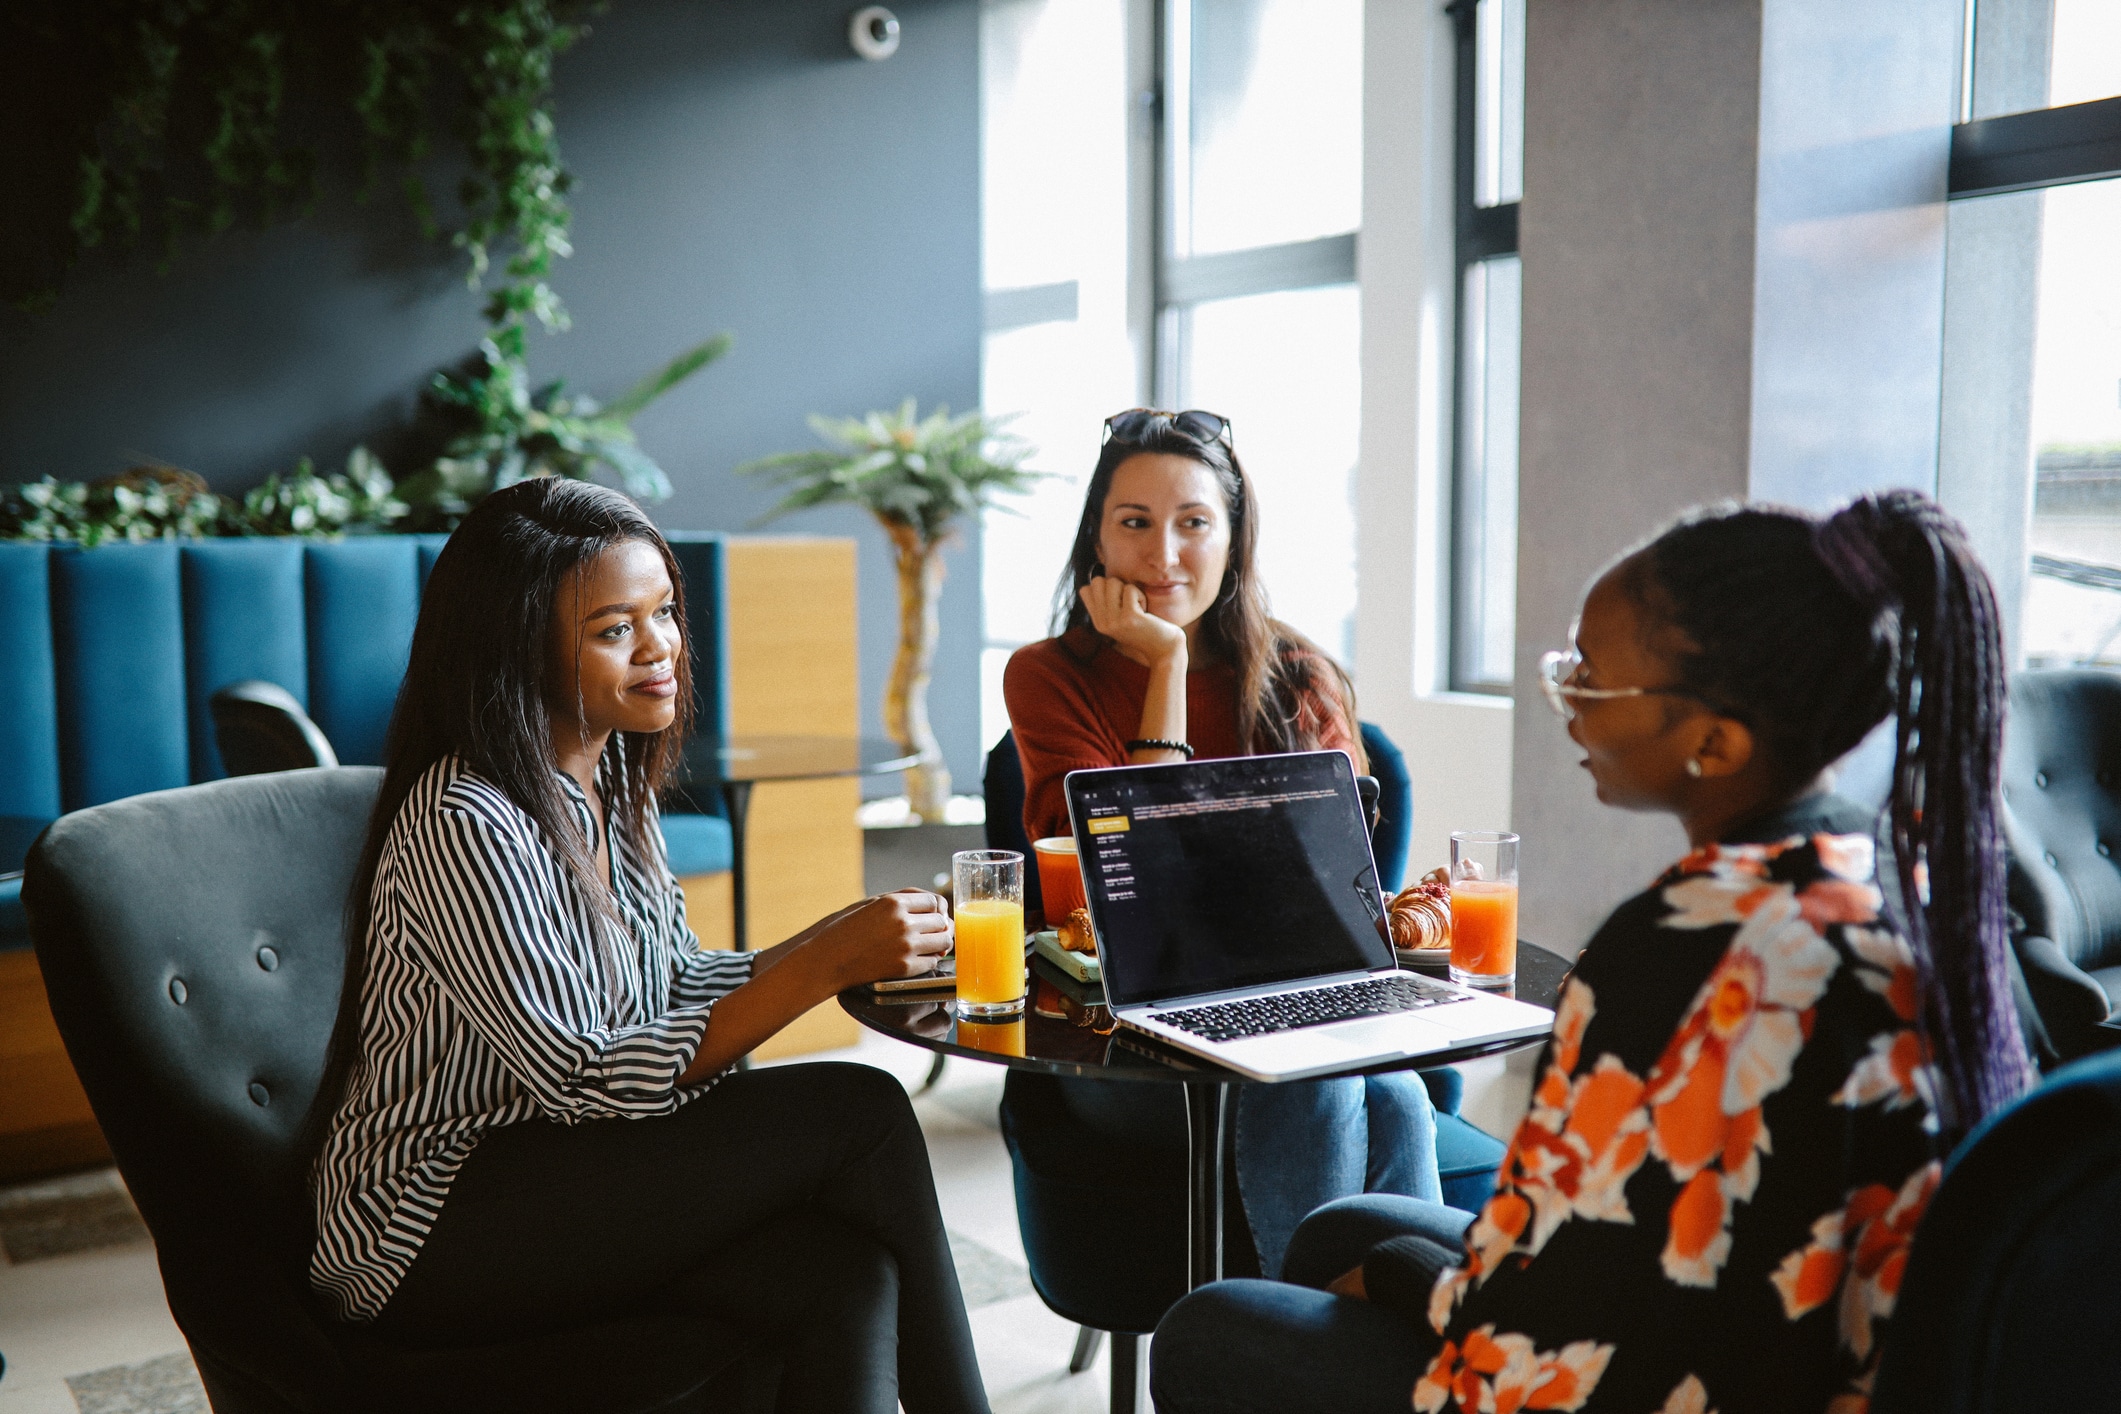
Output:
[{"xmin": 1003, "ymin": 627, "xmax": 1358, "ymax": 845}]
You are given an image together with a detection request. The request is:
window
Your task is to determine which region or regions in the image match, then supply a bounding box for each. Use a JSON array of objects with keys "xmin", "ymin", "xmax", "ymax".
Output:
[
  {"xmin": 979, "ymin": 0, "xmax": 1366, "ymax": 755},
  {"xmin": 1952, "ymin": 0, "xmax": 2121, "ymax": 668},
  {"xmin": 1159, "ymin": 0, "xmax": 1365, "ymax": 664},
  {"xmin": 2047, "ymin": 0, "xmax": 2121, "ymax": 109},
  {"xmin": 2018, "ymin": 173, "xmax": 2121, "ymax": 669},
  {"xmin": 1450, "ymin": 0, "xmax": 1524, "ymax": 693},
  {"xmin": 978, "ymin": 0, "xmax": 1135, "ymax": 752}
]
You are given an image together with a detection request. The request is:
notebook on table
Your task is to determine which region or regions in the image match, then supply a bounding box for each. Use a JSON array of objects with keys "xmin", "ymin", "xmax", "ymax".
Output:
[{"xmin": 1063, "ymin": 751, "xmax": 1553, "ymax": 1082}]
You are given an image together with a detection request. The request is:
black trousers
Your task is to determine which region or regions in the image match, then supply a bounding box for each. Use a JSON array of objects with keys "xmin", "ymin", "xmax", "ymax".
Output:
[{"xmin": 370, "ymin": 1062, "xmax": 990, "ymax": 1414}]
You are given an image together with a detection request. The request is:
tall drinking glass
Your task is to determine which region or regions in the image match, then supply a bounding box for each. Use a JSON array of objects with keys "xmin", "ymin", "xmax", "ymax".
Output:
[
  {"xmin": 1449, "ymin": 831, "xmax": 1520, "ymax": 989},
  {"xmin": 953, "ymin": 850, "xmax": 1027, "ymax": 1018}
]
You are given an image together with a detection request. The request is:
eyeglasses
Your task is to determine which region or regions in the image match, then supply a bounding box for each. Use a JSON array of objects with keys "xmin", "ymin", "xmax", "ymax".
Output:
[
  {"xmin": 1101, "ymin": 408, "xmax": 1233, "ymax": 448},
  {"xmin": 1537, "ymin": 648, "xmax": 1706, "ymax": 722}
]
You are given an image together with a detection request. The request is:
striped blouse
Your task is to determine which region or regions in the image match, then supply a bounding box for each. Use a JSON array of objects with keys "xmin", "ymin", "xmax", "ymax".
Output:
[{"xmin": 309, "ymin": 751, "xmax": 754, "ymax": 1323}]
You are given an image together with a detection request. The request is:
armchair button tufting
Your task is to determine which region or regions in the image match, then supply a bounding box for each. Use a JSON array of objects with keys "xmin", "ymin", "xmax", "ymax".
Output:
[
  {"xmin": 2102, "ymin": 842, "xmax": 2114, "ymax": 859},
  {"xmin": 169, "ymin": 978, "xmax": 188, "ymax": 1005},
  {"xmin": 2035, "ymin": 771, "xmax": 2050, "ymax": 788},
  {"xmin": 257, "ymin": 945, "xmax": 279, "ymax": 972},
  {"xmin": 2046, "ymin": 851, "xmax": 2061, "ymax": 867},
  {"xmin": 249, "ymin": 1082, "xmax": 270, "ymax": 1106}
]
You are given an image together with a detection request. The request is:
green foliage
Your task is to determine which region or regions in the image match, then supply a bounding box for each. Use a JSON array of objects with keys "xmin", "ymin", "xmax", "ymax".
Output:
[
  {"xmin": 737, "ymin": 400, "xmax": 1042, "ymax": 548},
  {"xmin": 0, "ymin": 451, "xmax": 407, "ymax": 546},
  {"xmin": 24, "ymin": 0, "xmax": 595, "ymax": 342},
  {"xmin": 392, "ymin": 334, "xmax": 733, "ymax": 529},
  {"xmin": 235, "ymin": 447, "xmax": 407, "ymax": 535},
  {"xmin": 0, "ymin": 468, "xmax": 224, "ymax": 547}
]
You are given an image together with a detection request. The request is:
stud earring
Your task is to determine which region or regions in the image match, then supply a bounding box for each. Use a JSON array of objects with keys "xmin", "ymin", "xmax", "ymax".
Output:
[{"xmin": 1684, "ymin": 759, "xmax": 1704, "ymax": 779}]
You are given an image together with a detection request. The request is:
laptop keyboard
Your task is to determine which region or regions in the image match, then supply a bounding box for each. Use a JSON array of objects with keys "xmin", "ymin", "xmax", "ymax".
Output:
[{"xmin": 1156, "ymin": 974, "xmax": 1471, "ymax": 1043}]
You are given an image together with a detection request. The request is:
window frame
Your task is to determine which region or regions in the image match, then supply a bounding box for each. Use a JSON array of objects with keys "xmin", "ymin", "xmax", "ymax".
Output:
[
  {"xmin": 1447, "ymin": 0, "xmax": 1522, "ymax": 695},
  {"xmin": 1148, "ymin": 0, "xmax": 1363, "ymax": 406}
]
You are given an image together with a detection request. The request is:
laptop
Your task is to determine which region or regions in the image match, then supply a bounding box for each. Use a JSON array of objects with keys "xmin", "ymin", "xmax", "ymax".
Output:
[{"xmin": 1063, "ymin": 750, "xmax": 1554, "ymax": 1082}]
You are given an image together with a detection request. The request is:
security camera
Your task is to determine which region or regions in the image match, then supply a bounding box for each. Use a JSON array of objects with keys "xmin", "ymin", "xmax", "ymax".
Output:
[{"xmin": 849, "ymin": 6, "xmax": 900, "ymax": 61}]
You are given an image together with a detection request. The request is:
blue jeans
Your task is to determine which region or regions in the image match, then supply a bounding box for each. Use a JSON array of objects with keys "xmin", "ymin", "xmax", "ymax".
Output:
[
  {"xmin": 1150, "ymin": 1195, "xmax": 1470, "ymax": 1414},
  {"xmin": 1234, "ymin": 1073, "xmax": 1440, "ymax": 1279}
]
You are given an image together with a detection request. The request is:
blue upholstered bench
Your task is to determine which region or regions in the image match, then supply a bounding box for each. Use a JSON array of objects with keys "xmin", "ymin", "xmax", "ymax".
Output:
[{"xmin": 0, "ymin": 533, "xmax": 736, "ymax": 953}]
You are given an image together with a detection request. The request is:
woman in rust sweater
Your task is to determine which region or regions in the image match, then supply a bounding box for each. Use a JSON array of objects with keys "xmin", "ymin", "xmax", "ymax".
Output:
[{"xmin": 1003, "ymin": 408, "xmax": 1441, "ymax": 1278}]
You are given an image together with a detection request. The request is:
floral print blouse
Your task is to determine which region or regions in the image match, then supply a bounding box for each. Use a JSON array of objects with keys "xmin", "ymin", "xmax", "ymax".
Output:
[{"xmin": 1416, "ymin": 797, "xmax": 1940, "ymax": 1414}]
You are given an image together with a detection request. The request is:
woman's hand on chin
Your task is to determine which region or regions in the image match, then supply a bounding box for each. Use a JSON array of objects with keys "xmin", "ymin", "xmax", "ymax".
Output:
[
  {"xmin": 1081, "ymin": 575, "xmax": 1187, "ymax": 667},
  {"xmin": 806, "ymin": 888, "xmax": 956, "ymax": 992}
]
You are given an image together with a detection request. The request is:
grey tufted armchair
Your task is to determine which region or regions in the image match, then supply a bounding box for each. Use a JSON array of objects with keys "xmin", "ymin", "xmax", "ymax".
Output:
[
  {"xmin": 25, "ymin": 768, "xmax": 772, "ymax": 1413},
  {"xmin": 2002, "ymin": 670, "xmax": 2121, "ymax": 1067}
]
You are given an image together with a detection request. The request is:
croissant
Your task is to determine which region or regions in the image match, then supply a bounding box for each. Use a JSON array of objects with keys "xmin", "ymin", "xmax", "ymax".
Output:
[
  {"xmin": 1056, "ymin": 906, "xmax": 1098, "ymax": 955},
  {"xmin": 1388, "ymin": 868, "xmax": 1452, "ymax": 950}
]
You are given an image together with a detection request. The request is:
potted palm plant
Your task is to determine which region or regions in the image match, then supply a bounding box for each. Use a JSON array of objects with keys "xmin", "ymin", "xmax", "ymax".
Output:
[{"xmin": 739, "ymin": 400, "xmax": 1038, "ymax": 821}]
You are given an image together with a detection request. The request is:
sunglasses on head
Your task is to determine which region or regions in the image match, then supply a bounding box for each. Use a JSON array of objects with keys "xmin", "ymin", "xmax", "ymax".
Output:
[{"xmin": 1101, "ymin": 408, "xmax": 1233, "ymax": 449}]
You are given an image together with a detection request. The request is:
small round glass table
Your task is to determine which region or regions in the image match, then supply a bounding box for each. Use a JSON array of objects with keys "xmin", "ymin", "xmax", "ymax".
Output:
[{"xmin": 843, "ymin": 943, "xmax": 1568, "ymax": 1290}]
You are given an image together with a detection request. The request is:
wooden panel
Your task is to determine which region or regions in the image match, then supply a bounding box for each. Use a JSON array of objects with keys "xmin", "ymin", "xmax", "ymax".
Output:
[
  {"xmin": 0, "ymin": 1122, "xmax": 110, "ymax": 1179},
  {"xmin": 0, "ymin": 948, "xmax": 109, "ymax": 1181},
  {"xmin": 679, "ymin": 870, "xmax": 734, "ymax": 954},
  {"xmin": 723, "ymin": 538, "xmax": 859, "ymax": 737},
  {"xmin": 719, "ymin": 537, "xmax": 863, "ymax": 1056},
  {"xmin": 739, "ymin": 776, "xmax": 864, "ymax": 951},
  {"xmin": 744, "ymin": 777, "xmax": 863, "ymax": 1057}
]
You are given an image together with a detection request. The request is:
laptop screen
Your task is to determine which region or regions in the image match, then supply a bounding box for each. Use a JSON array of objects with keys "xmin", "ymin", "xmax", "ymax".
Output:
[{"xmin": 1064, "ymin": 751, "xmax": 1395, "ymax": 1008}]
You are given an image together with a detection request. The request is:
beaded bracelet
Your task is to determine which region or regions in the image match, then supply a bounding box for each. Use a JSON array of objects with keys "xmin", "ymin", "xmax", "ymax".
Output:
[{"xmin": 1126, "ymin": 738, "xmax": 1195, "ymax": 758}]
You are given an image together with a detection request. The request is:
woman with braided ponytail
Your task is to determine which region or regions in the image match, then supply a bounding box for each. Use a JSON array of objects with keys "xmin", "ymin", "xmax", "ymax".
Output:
[{"xmin": 1150, "ymin": 490, "xmax": 2031, "ymax": 1414}]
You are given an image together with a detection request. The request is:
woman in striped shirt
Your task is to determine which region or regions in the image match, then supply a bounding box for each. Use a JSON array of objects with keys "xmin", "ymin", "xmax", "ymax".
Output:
[{"xmin": 310, "ymin": 479, "xmax": 988, "ymax": 1413}]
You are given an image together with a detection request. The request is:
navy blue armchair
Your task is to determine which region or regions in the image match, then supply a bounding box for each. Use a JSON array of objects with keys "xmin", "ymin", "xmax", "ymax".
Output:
[
  {"xmin": 2000, "ymin": 669, "xmax": 2121, "ymax": 1065},
  {"xmin": 1872, "ymin": 1047, "xmax": 2121, "ymax": 1413}
]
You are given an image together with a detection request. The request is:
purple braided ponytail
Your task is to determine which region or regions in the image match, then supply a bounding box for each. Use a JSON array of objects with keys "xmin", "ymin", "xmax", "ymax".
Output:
[{"xmin": 1639, "ymin": 491, "xmax": 2030, "ymax": 1138}]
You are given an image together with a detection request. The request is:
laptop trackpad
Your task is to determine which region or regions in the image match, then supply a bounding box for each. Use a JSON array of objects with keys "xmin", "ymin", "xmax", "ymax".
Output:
[{"xmin": 1318, "ymin": 1014, "xmax": 1439, "ymax": 1057}]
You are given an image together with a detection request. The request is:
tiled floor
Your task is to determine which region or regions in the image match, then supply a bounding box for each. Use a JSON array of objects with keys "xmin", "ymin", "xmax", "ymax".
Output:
[{"xmin": 0, "ymin": 1027, "xmax": 1537, "ymax": 1413}]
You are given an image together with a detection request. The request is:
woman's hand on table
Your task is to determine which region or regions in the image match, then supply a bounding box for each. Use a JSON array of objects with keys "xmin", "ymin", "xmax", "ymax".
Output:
[
  {"xmin": 1080, "ymin": 575, "xmax": 1186, "ymax": 667},
  {"xmin": 683, "ymin": 890, "xmax": 951, "ymax": 1084},
  {"xmin": 804, "ymin": 888, "xmax": 954, "ymax": 992}
]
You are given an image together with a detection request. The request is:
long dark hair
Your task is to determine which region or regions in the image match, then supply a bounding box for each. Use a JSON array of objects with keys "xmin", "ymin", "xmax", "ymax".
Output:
[
  {"xmin": 1053, "ymin": 412, "xmax": 1362, "ymax": 762},
  {"xmin": 1628, "ymin": 489, "xmax": 2028, "ymax": 1136},
  {"xmin": 319, "ymin": 479, "xmax": 694, "ymax": 1131}
]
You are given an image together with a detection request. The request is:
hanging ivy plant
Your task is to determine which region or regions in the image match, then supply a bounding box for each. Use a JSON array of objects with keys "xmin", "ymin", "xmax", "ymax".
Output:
[
  {"xmin": 18, "ymin": 0, "xmax": 594, "ymax": 346},
  {"xmin": 4, "ymin": 1, "xmax": 732, "ymax": 536}
]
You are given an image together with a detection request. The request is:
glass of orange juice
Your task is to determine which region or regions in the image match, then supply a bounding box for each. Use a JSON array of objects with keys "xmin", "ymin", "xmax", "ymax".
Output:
[
  {"xmin": 953, "ymin": 849, "xmax": 1026, "ymax": 1018},
  {"xmin": 1032, "ymin": 836, "xmax": 1087, "ymax": 926},
  {"xmin": 1448, "ymin": 831, "xmax": 1519, "ymax": 989}
]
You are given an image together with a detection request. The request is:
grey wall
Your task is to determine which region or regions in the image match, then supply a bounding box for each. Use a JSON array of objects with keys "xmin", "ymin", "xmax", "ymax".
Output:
[
  {"xmin": 0, "ymin": 0, "xmax": 986, "ymax": 793},
  {"xmin": 1513, "ymin": 0, "xmax": 1965, "ymax": 955}
]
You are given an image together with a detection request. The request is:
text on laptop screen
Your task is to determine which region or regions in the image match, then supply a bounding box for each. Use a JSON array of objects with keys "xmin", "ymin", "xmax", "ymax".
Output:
[{"xmin": 1065, "ymin": 752, "xmax": 1395, "ymax": 1008}]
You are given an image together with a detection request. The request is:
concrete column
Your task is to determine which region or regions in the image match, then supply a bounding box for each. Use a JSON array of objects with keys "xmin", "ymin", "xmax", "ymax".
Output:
[{"xmin": 1512, "ymin": 0, "xmax": 1965, "ymax": 955}]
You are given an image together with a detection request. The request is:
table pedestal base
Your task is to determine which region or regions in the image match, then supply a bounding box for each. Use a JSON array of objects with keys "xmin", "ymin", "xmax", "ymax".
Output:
[{"xmin": 1184, "ymin": 1082, "xmax": 1229, "ymax": 1290}]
